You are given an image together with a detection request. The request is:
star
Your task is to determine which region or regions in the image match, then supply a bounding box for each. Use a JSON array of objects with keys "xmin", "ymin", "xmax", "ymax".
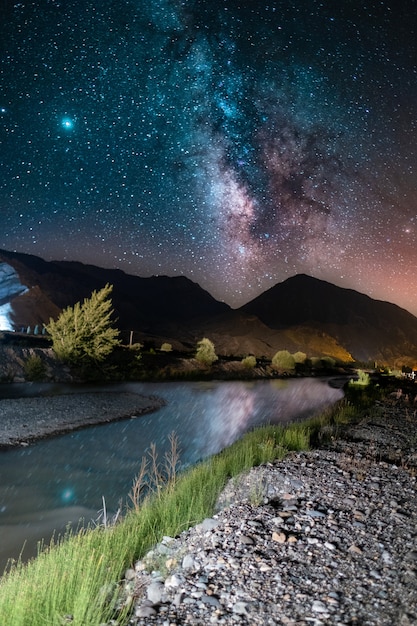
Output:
[
  {"xmin": 61, "ymin": 117, "xmax": 74, "ymax": 130},
  {"xmin": 0, "ymin": 0, "xmax": 416, "ymax": 314}
]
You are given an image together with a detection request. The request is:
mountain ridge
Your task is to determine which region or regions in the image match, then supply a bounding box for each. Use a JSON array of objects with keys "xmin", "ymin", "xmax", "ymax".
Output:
[{"xmin": 1, "ymin": 249, "xmax": 417, "ymax": 366}]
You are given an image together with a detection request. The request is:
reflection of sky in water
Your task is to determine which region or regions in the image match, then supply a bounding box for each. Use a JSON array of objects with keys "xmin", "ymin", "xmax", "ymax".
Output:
[{"xmin": 0, "ymin": 379, "xmax": 343, "ymax": 567}]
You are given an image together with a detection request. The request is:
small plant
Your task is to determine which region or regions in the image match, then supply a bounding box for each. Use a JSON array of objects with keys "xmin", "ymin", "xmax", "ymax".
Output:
[
  {"xmin": 249, "ymin": 474, "xmax": 268, "ymax": 506},
  {"xmin": 129, "ymin": 432, "xmax": 181, "ymax": 510},
  {"xmin": 241, "ymin": 355, "xmax": 257, "ymax": 369},
  {"xmin": 23, "ymin": 354, "xmax": 47, "ymax": 381},
  {"xmin": 94, "ymin": 496, "xmax": 122, "ymax": 529},
  {"xmin": 160, "ymin": 343, "xmax": 173, "ymax": 352},
  {"xmin": 349, "ymin": 369, "xmax": 370, "ymax": 387}
]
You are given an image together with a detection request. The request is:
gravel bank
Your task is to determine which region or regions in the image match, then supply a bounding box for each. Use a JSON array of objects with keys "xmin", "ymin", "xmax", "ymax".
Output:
[
  {"xmin": 0, "ymin": 392, "xmax": 165, "ymax": 447},
  {"xmin": 126, "ymin": 395, "xmax": 417, "ymax": 625}
]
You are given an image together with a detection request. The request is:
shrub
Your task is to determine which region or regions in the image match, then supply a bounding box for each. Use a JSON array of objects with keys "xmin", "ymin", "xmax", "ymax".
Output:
[
  {"xmin": 241, "ymin": 355, "xmax": 257, "ymax": 369},
  {"xmin": 271, "ymin": 350, "xmax": 295, "ymax": 373},
  {"xmin": 160, "ymin": 343, "xmax": 173, "ymax": 352},
  {"xmin": 349, "ymin": 369, "xmax": 370, "ymax": 387},
  {"xmin": 293, "ymin": 351, "xmax": 307, "ymax": 364},
  {"xmin": 195, "ymin": 338, "xmax": 218, "ymax": 366},
  {"xmin": 23, "ymin": 354, "xmax": 47, "ymax": 381}
]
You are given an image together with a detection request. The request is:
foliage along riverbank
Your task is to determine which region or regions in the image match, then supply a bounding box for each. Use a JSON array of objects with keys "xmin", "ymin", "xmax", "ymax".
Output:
[
  {"xmin": 0, "ymin": 380, "xmax": 389, "ymax": 626},
  {"xmin": 0, "ymin": 329, "xmax": 359, "ymax": 385}
]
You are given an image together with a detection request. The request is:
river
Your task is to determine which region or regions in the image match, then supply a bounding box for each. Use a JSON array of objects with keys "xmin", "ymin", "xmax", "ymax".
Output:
[{"xmin": 0, "ymin": 378, "xmax": 344, "ymax": 570}]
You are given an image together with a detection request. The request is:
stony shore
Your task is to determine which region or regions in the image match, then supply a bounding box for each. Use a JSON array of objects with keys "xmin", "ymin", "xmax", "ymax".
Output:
[
  {"xmin": 126, "ymin": 394, "xmax": 417, "ymax": 626},
  {"xmin": 0, "ymin": 392, "xmax": 165, "ymax": 447}
]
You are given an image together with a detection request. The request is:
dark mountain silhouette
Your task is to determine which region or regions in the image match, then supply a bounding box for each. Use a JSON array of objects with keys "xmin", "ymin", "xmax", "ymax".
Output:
[
  {"xmin": 1, "ymin": 249, "xmax": 417, "ymax": 366},
  {"xmin": 240, "ymin": 274, "xmax": 417, "ymax": 364},
  {"xmin": 0, "ymin": 249, "xmax": 229, "ymax": 345}
]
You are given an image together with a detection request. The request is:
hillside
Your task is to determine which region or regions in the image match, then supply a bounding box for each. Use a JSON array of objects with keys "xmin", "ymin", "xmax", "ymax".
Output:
[
  {"xmin": 240, "ymin": 274, "xmax": 417, "ymax": 365},
  {"xmin": 1, "ymin": 250, "xmax": 417, "ymax": 366},
  {"xmin": 0, "ymin": 249, "xmax": 229, "ymax": 347}
]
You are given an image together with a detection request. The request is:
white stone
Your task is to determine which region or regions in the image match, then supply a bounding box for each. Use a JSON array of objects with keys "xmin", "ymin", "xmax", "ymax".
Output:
[{"xmin": 147, "ymin": 581, "xmax": 164, "ymax": 604}]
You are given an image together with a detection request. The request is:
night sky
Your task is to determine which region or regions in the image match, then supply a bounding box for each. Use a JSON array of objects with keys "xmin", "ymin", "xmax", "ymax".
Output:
[{"xmin": 1, "ymin": 1, "xmax": 416, "ymax": 313}]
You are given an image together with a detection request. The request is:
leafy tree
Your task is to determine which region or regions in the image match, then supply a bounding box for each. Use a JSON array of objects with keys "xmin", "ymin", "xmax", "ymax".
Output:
[
  {"xmin": 46, "ymin": 284, "xmax": 120, "ymax": 365},
  {"xmin": 271, "ymin": 349, "xmax": 295, "ymax": 373},
  {"xmin": 195, "ymin": 337, "xmax": 218, "ymax": 366}
]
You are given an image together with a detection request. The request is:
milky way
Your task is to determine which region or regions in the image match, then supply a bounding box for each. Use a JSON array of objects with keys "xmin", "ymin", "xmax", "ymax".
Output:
[{"xmin": 1, "ymin": 0, "xmax": 416, "ymax": 311}]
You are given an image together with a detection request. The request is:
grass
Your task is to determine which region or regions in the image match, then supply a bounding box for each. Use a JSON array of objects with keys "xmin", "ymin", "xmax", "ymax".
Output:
[{"xmin": 0, "ymin": 397, "xmax": 359, "ymax": 625}]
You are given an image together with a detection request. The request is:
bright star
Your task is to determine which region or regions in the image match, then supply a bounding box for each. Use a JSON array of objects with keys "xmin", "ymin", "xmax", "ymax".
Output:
[{"xmin": 61, "ymin": 117, "xmax": 74, "ymax": 130}]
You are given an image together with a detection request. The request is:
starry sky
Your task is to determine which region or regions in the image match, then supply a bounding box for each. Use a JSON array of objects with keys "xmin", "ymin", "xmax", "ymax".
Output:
[{"xmin": 1, "ymin": 1, "xmax": 417, "ymax": 313}]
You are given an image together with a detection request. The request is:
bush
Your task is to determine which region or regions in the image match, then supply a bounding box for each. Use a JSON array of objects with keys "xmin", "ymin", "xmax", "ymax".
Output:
[
  {"xmin": 349, "ymin": 369, "xmax": 370, "ymax": 387},
  {"xmin": 241, "ymin": 355, "xmax": 257, "ymax": 369},
  {"xmin": 23, "ymin": 354, "xmax": 47, "ymax": 381},
  {"xmin": 160, "ymin": 343, "xmax": 173, "ymax": 352},
  {"xmin": 271, "ymin": 350, "xmax": 295, "ymax": 373},
  {"xmin": 195, "ymin": 338, "xmax": 218, "ymax": 366},
  {"xmin": 293, "ymin": 351, "xmax": 307, "ymax": 364}
]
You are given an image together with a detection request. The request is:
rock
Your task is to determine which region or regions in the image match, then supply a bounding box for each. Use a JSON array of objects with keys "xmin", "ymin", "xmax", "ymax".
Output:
[
  {"xmin": 146, "ymin": 582, "xmax": 164, "ymax": 604},
  {"xmin": 165, "ymin": 574, "xmax": 183, "ymax": 589},
  {"xmin": 135, "ymin": 605, "xmax": 157, "ymax": 618},
  {"xmin": 198, "ymin": 518, "xmax": 220, "ymax": 532},
  {"xmin": 232, "ymin": 602, "xmax": 250, "ymax": 615},
  {"xmin": 312, "ymin": 600, "xmax": 328, "ymax": 613}
]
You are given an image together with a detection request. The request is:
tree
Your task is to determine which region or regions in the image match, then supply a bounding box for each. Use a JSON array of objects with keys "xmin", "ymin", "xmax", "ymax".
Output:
[
  {"xmin": 195, "ymin": 337, "xmax": 218, "ymax": 366},
  {"xmin": 271, "ymin": 349, "xmax": 295, "ymax": 373},
  {"xmin": 46, "ymin": 284, "xmax": 120, "ymax": 365}
]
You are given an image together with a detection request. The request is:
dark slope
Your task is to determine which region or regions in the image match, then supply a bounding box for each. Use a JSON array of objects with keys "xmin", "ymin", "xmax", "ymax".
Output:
[
  {"xmin": 2, "ymin": 250, "xmax": 417, "ymax": 365},
  {"xmin": 0, "ymin": 249, "xmax": 230, "ymax": 334},
  {"xmin": 240, "ymin": 274, "xmax": 417, "ymax": 363}
]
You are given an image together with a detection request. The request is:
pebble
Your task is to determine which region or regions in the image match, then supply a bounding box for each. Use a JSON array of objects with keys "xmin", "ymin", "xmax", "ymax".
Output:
[{"xmin": 122, "ymin": 398, "xmax": 417, "ymax": 625}]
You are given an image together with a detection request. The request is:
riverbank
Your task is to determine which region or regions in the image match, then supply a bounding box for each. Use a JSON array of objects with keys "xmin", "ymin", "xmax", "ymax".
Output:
[
  {"xmin": 1, "ymin": 386, "xmax": 416, "ymax": 624},
  {"xmin": 128, "ymin": 394, "xmax": 417, "ymax": 625},
  {"xmin": 0, "ymin": 392, "xmax": 165, "ymax": 448}
]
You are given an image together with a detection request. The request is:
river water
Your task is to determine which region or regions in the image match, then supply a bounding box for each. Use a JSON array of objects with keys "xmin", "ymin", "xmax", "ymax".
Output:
[{"xmin": 0, "ymin": 378, "xmax": 344, "ymax": 570}]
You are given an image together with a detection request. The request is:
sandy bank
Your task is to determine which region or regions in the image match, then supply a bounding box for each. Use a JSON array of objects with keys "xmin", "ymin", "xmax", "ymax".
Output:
[{"xmin": 0, "ymin": 392, "xmax": 165, "ymax": 448}]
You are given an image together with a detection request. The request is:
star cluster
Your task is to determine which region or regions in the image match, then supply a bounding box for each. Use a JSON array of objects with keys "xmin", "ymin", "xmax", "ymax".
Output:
[{"xmin": 1, "ymin": 0, "xmax": 416, "ymax": 312}]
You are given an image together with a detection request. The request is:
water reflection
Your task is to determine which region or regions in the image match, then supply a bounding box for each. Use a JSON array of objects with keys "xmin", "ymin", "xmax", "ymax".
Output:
[{"xmin": 0, "ymin": 378, "xmax": 343, "ymax": 569}]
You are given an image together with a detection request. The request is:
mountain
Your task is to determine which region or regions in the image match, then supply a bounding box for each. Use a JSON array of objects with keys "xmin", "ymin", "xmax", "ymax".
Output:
[
  {"xmin": 0, "ymin": 249, "xmax": 229, "ymax": 346},
  {"xmin": 1, "ymin": 249, "xmax": 417, "ymax": 366},
  {"xmin": 240, "ymin": 274, "xmax": 417, "ymax": 365}
]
